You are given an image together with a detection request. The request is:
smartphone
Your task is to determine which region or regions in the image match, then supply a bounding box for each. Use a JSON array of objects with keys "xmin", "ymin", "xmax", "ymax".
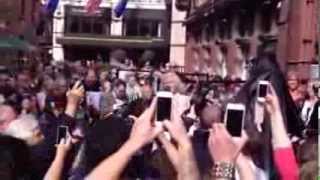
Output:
[
  {"xmin": 56, "ymin": 125, "xmax": 69, "ymax": 144},
  {"xmin": 224, "ymin": 103, "xmax": 245, "ymax": 137},
  {"xmin": 156, "ymin": 91, "xmax": 173, "ymax": 121},
  {"xmin": 257, "ymin": 81, "xmax": 269, "ymax": 102}
]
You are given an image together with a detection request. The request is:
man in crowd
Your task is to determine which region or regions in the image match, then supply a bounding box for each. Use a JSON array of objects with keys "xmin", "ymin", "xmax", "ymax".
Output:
[
  {"xmin": 0, "ymin": 57, "xmax": 317, "ymax": 180},
  {"xmin": 100, "ymin": 78, "xmax": 127, "ymax": 118},
  {"xmin": 287, "ymin": 71, "xmax": 304, "ymax": 109},
  {"xmin": 0, "ymin": 105, "xmax": 17, "ymax": 132}
]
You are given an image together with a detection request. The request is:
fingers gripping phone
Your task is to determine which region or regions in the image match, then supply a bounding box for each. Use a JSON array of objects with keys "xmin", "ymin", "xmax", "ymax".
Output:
[
  {"xmin": 224, "ymin": 103, "xmax": 245, "ymax": 137},
  {"xmin": 156, "ymin": 91, "xmax": 173, "ymax": 121},
  {"xmin": 257, "ymin": 81, "xmax": 269, "ymax": 102},
  {"xmin": 56, "ymin": 125, "xmax": 69, "ymax": 144}
]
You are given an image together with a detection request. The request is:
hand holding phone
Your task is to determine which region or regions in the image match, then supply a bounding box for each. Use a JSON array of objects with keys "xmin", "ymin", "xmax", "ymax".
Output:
[
  {"xmin": 156, "ymin": 91, "xmax": 173, "ymax": 121},
  {"xmin": 56, "ymin": 125, "xmax": 69, "ymax": 144},
  {"xmin": 224, "ymin": 103, "xmax": 245, "ymax": 137}
]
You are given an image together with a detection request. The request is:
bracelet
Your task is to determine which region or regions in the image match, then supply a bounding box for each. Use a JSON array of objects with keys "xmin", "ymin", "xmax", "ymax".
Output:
[{"xmin": 211, "ymin": 162, "xmax": 235, "ymax": 179}]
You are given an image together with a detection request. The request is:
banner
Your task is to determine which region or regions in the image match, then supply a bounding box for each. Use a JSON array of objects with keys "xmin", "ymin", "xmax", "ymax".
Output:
[
  {"xmin": 86, "ymin": 0, "xmax": 103, "ymax": 14},
  {"xmin": 114, "ymin": 0, "xmax": 128, "ymax": 18},
  {"xmin": 44, "ymin": 0, "xmax": 60, "ymax": 14}
]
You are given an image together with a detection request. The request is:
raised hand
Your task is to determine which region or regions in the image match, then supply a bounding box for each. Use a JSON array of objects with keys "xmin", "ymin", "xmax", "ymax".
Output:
[
  {"xmin": 65, "ymin": 81, "xmax": 85, "ymax": 117},
  {"xmin": 158, "ymin": 96, "xmax": 200, "ymax": 180},
  {"xmin": 127, "ymin": 98, "xmax": 163, "ymax": 152},
  {"xmin": 55, "ymin": 135, "xmax": 72, "ymax": 157},
  {"xmin": 208, "ymin": 123, "xmax": 248, "ymax": 163},
  {"xmin": 66, "ymin": 81, "xmax": 85, "ymax": 106}
]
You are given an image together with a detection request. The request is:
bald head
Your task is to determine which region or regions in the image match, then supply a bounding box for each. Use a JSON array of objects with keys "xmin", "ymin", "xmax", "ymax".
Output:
[{"xmin": 0, "ymin": 105, "xmax": 17, "ymax": 132}]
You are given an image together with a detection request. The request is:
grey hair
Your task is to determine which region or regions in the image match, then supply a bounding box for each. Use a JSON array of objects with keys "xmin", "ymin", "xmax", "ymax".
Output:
[{"xmin": 3, "ymin": 114, "xmax": 39, "ymax": 143}]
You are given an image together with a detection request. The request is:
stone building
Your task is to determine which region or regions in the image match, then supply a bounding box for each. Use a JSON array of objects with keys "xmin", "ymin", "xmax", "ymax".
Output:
[
  {"xmin": 175, "ymin": 0, "xmax": 318, "ymax": 80},
  {"xmin": 52, "ymin": 0, "xmax": 171, "ymax": 65},
  {"xmin": 0, "ymin": 0, "xmax": 42, "ymax": 65}
]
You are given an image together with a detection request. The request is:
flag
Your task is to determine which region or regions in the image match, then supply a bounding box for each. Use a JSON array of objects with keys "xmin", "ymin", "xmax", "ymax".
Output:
[
  {"xmin": 85, "ymin": 0, "xmax": 103, "ymax": 14},
  {"xmin": 114, "ymin": 0, "xmax": 128, "ymax": 18},
  {"xmin": 44, "ymin": 0, "xmax": 60, "ymax": 15}
]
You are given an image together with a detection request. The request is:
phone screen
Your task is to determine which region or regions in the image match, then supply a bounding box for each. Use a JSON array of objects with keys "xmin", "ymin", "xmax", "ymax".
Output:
[
  {"xmin": 226, "ymin": 109, "xmax": 243, "ymax": 137},
  {"xmin": 157, "ymin": 97, "xmax": 172, "ymax": 121},
  {"xmin": 259, "ymin": 84, "xmax": 268, "ymax": 98},
  {"xmin": 57, "ymin": 126, "xmax": 68, "ymax": 144}
]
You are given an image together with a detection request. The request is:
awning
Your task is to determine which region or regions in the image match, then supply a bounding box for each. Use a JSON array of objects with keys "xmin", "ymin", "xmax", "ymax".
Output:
[
  {"xmin": 57, "ymin": 35, "xmax": 169, "ymax": 48},
  {"xmin": 0, "ymin": 36, "xmax": 36, "ymax": 51}
]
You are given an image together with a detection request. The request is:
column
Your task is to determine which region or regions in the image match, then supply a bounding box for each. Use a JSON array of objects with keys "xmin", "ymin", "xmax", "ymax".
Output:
[
  {"xmin": 169, "ymin": 0, "xmax": 186, "ymax": 67},
  {"xmin": 111, "ymin": 15, "xmax": 123, "ymax": 36},
  {"xmin": 52, "ymin": 2, "xmax": 65, "ymax": 62}
]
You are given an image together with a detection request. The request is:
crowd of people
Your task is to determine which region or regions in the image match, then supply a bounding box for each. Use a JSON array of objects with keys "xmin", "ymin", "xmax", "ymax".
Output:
[{"xmin": 0, "ymin": 53, "xmax": 318, "ymax": 180}]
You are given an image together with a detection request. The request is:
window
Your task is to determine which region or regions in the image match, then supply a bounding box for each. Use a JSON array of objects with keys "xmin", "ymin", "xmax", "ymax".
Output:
[
  {"xmin": 238, "ymin": 10, "xmax": 254, "ymax": 37},
  {"xmin": 93, "ymin": 20, "xmax": 104, "ymax": 34},
  {"xmin": 65, "ymin": 16, "xmax": 110, "ymax": 35},
  {"xmin": 70, "ymin": 17, "xmax": 80, "ymax": 33},
  {"xmin": 123, "ymin": 19, "xmax": 162, "ymax": 38},
  {"xmin": 208, "ymin": 21, "xmax": 215, "ymax": 40},
  {"xmin": 81, "ymin": 17, "xmax": 92, "ymax": 33},
  {"xmin": 260, "ymin": 6, "xmax": 272, "ymax": 33},
  {"xmin": 64, "ymin": 7, "xmax": 110, "ymax": 35},
  {"xmin": 125, "ymin": 19, "xmax": 139, "ymax": 36}
]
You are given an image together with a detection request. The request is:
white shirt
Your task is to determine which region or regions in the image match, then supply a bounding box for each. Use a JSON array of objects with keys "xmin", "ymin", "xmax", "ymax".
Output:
[{"xmin": 301, "ymin": 100, "xmax": 316, "ymax": 125}]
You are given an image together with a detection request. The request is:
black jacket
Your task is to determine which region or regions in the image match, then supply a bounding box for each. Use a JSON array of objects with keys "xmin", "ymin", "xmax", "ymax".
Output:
[{"xmin": 0, "ymin": 135, "xmax": 32, "ymax": 180}]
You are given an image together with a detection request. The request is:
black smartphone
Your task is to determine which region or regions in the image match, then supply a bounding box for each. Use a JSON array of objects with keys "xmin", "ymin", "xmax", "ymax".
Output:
[
  {"xmin": 224, "ymin": 103, "xmax": 245, "ymax": 137},
  {"xmin": 56, "ymin": 125, "xmax": 69, "ymax": 144},
  {"xmin": 257, "ymin": 81, "xmax": 269, "ymax": 102},
  {"xmin": 156, "ymin": 91, "xmax": 173, "ymax": 121}
]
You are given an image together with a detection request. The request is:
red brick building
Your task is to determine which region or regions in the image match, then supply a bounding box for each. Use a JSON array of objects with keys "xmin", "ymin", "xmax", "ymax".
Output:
[
  {"xmin": 176, "ymin": 0, "xmax": 318, "ymax": 80},
  {"xmin": 0, "ymin": 0, "xmax": 42, "ymax": 65}
]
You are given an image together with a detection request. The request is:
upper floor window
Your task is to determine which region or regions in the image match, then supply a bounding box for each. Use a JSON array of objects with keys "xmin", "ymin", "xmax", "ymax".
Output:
[
  {"xmin": 238, "ymin": 10, "xmax": 254, "ymax": 37},
  {"xmin": 123, "ymin": 19, "xmax": 162, "ymax": 38},
  {"xmin": 64, "ymin": 6, "xmax": 110, "ymax": 35}
]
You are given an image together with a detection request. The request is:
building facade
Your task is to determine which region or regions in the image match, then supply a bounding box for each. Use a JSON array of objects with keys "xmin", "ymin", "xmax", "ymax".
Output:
[
  {"xmin": 169, "ymin": 0, "xmax": 187, "ymax": 67},
  {"xmin": 0, "ymin": 0, "xmax": 41, "ymax": 65},
  {"xmin": 175, "ymin": 0, "xmax": 318, "ymax": 80},
  {"xmin": 52, "ymin": 0, "xmax": 170, "ymax": 65}
]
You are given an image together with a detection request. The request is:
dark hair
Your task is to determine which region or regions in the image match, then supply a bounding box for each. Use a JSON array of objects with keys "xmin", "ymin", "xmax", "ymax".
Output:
[
  {"xmin": 112, "ymin": 79, "xmax": 126, "ymax": 89},
  {"xmin": 312, "ymin": 84, "xmax": 319, "ymax": 95},
  {"xmin": 0, "ymin": 135, "xmax": 32, "ymax": 179}
]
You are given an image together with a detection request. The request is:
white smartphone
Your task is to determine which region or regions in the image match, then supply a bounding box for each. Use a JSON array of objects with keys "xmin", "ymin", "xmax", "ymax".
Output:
[
  {"xmin": 224, "ymin": 103, "xmax": 245, "ymax": 137},
  {"xmin": 257, "ymin": 81, "xmax": 269, "ymax": 102},
  {"xmin": 156, "ymin": 91, "xmax": 173, "ymax": 121}
]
